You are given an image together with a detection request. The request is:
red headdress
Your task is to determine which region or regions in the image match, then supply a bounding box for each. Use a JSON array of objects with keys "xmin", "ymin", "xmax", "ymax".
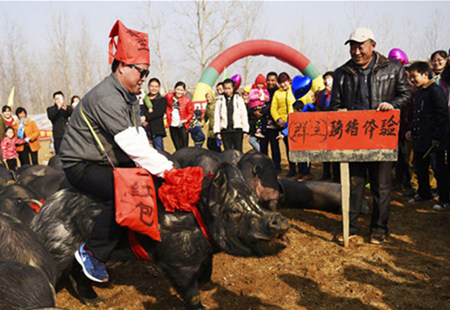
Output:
[
  {"xmin": 252, "ymin": 73, "xmax": 267, "ymax": 89},
  {"xmin": 108, "ymin": 20, "xmax": 150, "ymax": 65}
]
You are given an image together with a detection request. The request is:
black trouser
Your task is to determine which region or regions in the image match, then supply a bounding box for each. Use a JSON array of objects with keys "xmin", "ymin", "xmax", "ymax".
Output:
[
  {"xmin": 349, "ymin": 162, "xmax": 392, "ymax": 235},
  {"xmin": 221, "ymin": 130, "xmax": 243, "ymax": 151},
  {"xmin": 64, "ymin": 162, "xmax": 124, "ymax": 262},
  {"xmin": 206, "ymin": 137, "xmax": 222, "ymax": 153},
  {"xmin": 18, "ymin": 144, "xmax": 38, "ymax": 166},
  {"xmin": 54, "ymin": 138, "xmax": 63, "ymax": 154},
  {"xmin": 260, "ymin": 129, "xmax": 281, "ymax": 170},
  {"xmin": 414, "ymin": 149, "xmax": 449, "ymax": 203},
  {"xmin": 6, "ymin": 158, "xmax": 17, "ymax": 170},
  {"xmin": 169, "ymin": 126, "xmax": 188, "ymax": 150},
  {"xmin": 322, "ymin": 162, "xmax": 340, "ymax": 181},
  {"xmin": 283, "ymin": 135, "xmax": 297, "ymax": 173},
  {"xmin": 395, "ymin": 138, "xmax": 413, "ymax": 189}
]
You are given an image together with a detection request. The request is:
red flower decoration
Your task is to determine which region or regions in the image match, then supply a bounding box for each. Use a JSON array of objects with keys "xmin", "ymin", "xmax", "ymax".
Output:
[{"xmin": 158, "ymin": 167, "xmax": 204, "ymax": 213}]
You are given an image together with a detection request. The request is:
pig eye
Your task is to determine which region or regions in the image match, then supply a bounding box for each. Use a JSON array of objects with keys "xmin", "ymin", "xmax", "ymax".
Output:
[{"xmin": 229, "ymin": 207, "xmax": 242, "ymax": 215}]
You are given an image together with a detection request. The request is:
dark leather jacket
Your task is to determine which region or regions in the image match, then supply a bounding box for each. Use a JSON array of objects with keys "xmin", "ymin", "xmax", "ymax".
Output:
[{"xmin": 330, "ymin": 51, "xmax": 412, "ymax": 111}]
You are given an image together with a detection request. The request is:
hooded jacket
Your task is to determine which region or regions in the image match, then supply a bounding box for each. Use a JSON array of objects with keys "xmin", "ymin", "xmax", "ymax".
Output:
[{"xmin": 330, "ymin": 51, "xmax": 412, "ymax": 111}]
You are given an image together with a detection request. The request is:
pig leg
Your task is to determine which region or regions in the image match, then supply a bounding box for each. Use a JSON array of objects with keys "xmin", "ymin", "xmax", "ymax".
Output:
[
  {"xmin": 162, "ymin": 263, "xmax": 205, "ymax": 310},
  {"xmin": 69, "ymin": 260, "xmax": 104, "ymax": 305},
  {"xmin": 181, "ymin": 280, "xmax": 204, "ymax": 310},
  {"xmin": 198, "ymin": 255, "xmax": 213, "ymax": 287}
]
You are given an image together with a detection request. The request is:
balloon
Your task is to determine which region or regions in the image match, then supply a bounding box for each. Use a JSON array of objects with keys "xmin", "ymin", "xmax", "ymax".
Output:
[
  {"xmin": 291, "ymin": 75, "xmax": 312, "ymax": 100},
  {"xmin": 388, "ymin": 48, "xmax": 409, "ymax": 66},
  {"xmin": 231, "ymin": 74, "xmax": 242, "ymax": 90}
]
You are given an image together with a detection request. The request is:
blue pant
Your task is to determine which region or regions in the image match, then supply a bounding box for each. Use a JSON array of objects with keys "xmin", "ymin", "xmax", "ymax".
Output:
[{"xmin": 145, "ymin": 129, "xmax": 164, "ymax": 151}]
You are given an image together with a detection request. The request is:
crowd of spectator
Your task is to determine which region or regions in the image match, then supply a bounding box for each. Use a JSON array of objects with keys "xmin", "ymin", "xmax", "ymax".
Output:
[{"xmin": 1, "ymin": 31, "xmax": 448, "ymax": 218}]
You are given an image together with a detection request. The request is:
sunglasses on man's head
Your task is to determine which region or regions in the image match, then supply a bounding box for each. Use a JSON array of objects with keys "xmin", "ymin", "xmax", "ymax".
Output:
[{"xmin": 128, "ymin": 64, "xmax": 149, "ymax": 79}]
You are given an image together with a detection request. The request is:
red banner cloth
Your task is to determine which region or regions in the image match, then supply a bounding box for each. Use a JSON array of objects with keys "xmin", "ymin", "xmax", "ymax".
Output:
[
  {"xmin": 114, "ymin": 167, "xmax": 161, "ymax": 241},
  {"xmin": 288, "ymin": 110, "xmax": 400, "ymax": 151}
]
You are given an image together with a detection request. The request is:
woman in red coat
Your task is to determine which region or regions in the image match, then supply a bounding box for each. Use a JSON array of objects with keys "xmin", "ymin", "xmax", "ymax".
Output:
[{"xmin": 165, "ymin": 81, "xmax": 194, "ymax": 150}]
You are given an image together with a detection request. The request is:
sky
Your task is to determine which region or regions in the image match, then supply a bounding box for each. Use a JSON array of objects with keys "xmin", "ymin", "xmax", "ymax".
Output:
[{"xmin": 0, "ymin": 1, "xmax": 449, "ymax": 90}]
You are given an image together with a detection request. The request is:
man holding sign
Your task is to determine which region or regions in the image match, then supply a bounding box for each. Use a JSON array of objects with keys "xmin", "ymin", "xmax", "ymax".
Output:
[{"xmin": 330, "ymin": 28, "xmax": 412, "ymax": 244}]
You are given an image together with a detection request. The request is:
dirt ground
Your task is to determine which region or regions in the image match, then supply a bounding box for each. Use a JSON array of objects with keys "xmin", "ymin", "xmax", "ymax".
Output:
[{"xmin": 37, "ymin": 135, "xmax": 449, "ymax": 310}]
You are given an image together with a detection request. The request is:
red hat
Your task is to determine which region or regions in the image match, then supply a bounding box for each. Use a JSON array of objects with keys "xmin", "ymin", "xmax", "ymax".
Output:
[
  {"xmin": 108, "ymin": 20, "xmax": 150, "ymax": 65},
  {"xmin": 254, "ymin": 74, "xmax": 266, "ymax": 85}
]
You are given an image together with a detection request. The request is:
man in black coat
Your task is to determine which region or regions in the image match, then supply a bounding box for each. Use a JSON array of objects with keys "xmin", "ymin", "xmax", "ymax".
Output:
[
  {"xmin": 145, "ymin": 78, "xmax": 167, "ymax": 151},
  {"xmin": 330, "ymin": 27, "xmax": 412, "ymax": 245},
  {"xmin": 47, "ymin": 91, "xmax": 73, "ymax": 154}
]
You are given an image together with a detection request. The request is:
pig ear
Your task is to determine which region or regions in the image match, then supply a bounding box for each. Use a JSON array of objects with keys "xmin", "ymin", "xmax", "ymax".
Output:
[
  {"xmin": 252, "ymin": 164, "xmax": 264, "ymax": 176},
  {"xmin": 207, "ymin": 167, "xmax": 227, "ymax": 214}
]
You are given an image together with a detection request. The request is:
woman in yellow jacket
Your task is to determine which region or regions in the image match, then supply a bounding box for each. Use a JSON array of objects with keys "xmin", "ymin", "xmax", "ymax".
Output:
[
  {"xmin": 270, "ymin": 72, "xmax": 297, "ymax": 177},
  {"xmin": 13, "ymin": 107, "xmax": 41, "ymax": 166}
]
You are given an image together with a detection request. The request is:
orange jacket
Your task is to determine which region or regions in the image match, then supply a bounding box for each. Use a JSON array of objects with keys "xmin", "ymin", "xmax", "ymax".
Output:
[{"xmin": 13, "ymin": 117, "xmax": 41, "ymax": 152}]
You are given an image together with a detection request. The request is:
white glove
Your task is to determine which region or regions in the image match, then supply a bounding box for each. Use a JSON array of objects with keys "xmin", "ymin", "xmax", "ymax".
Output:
[
  {"xmin": 114, "ymin": 127, "xmax": 173, "ymax": 178},
  {"xmin": 25, "ymin": 137, "xmax": 30, "ymax": 143}
]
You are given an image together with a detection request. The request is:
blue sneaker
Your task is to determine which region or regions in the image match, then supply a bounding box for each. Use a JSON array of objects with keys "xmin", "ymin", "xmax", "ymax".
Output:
[{"xmin": 74, "ymin": 243, "xmax": 109, "ymax": 283}]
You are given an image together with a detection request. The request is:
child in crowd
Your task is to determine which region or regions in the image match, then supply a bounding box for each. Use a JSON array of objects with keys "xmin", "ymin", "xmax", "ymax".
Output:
[
  {"xmin": 275, "ymin": 100, "xmax": 313, "ymax": 181},
  {"xmin": 1, "ymin": 126, "xmax": 26, "ymax": 170},
  {"xmin": 406, "ymin": 61, "xmax": 449, "ymax": 211},
  {"xmin": 189, "ymin": 108, "xmax": 205, "ymax": 148},
  {"xmin": 248, "ymin": 74, "xmax": 270, "ymax": 138},
  {"xmin": 242, "ymin": 85, "xmax": 251, "ymax": 105}
]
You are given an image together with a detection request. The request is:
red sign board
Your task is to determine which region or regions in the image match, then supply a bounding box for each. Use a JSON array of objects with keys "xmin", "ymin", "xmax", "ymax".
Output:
[{"xmin": 288, "ymin": 110, "xmax": 400, "ymax": 151}]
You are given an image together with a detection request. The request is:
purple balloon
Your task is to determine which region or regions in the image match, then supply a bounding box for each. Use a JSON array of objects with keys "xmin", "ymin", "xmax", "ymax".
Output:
[
  {"xmin": 231, "ymin": 74, "xmax": 242, "ymax": 90},
  {"xmin": 388, "ymin": 48, "xmax": 409, "ymax": 66}
]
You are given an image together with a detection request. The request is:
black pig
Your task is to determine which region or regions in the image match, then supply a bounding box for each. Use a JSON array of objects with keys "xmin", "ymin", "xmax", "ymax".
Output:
[
  {"xmin": 0, "ymin": 213, "xmax": 57, "ymax": 286},
  {"xmin": 237, "ymin": 150, "xmax": 280, "ymax": 211},
  {"xmin": 278, "ymin": 178, "xmax": 341, "ymax": 212},
  {"xmin": 31, "ymin": 163, "xmax": 289, "ymax": 309},
  {"xmin": 0, "ymin": 259, "xmax": 56, "ymax": 309}
]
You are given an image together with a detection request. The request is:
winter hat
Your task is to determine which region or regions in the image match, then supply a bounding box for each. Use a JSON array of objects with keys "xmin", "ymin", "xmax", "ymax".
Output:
[
  {"xmin": 243, "ymin": 85, "xmax": 252, "ymax": 93},
  {"xmin": 254, "ymin": 74, "xmax": 266, "ymax": 85},
  {"xmin": 108, "ymin": 20, "xmax": 150, "ymax": 65}
]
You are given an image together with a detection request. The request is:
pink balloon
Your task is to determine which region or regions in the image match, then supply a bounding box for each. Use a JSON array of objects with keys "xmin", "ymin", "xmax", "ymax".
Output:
[
  {"xmin": 388, "ymin": 48, "xmax": 409, "ymax": 66},
  {"xmin": 231, "ymin": 74, "xmax": 242, "ymax": 89}
]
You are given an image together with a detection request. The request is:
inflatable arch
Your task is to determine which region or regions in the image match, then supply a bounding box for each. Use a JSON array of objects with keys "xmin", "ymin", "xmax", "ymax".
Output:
[{"xmin": 192, "ymin": 39, "xmax": 325, "ymax": 104}]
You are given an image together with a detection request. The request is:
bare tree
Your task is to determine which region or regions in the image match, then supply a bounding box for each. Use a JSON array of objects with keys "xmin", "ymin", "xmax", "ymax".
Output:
[
  {"xmin": 140, "ymin": 1, "xmax": 168, "ymax": 92},
  {"xmin": 345, "ymin": 2, "xmax": 369, "ymax": 32},
  {"xmin": 423, "ymin": 9, "xmax": 448, "ymax": 58},
  {"xmin": 76, "ymin": 16, "xmax": 94, "ymax": 95},
  {"xmin": 49, "ymin": 9, "xmax": 73, "ymax": 96},
  {"xmin": 23, "ymin": 49, "xmax": 49, "ymax": 112},
  {"xmin": 2, "ymin": 16, "xmax": 26, "ymax": 109},
  {"xmin": 181, "ymin": 0, "xmax": 241, "ymax": 80},
  {"xmin": 237, "ymin": 1, "xmax": 267, "ymax": 86}
]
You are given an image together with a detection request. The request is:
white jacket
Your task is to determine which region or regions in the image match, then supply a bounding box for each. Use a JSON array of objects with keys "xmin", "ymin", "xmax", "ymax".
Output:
[{"xmin": 213, "ymin": 94, "xmax": 249, "ymax": 134}]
